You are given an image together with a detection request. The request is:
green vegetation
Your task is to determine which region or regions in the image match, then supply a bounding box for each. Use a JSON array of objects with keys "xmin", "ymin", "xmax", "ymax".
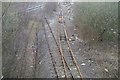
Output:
[
  {"xmin": 2, "ymin": 2, "xmax": 20, "ymax": 55},
  {"xmin": 2, "ymin": 2, "xmax": 20, "ymax": 77},
  {"xmin": 73, "ymin": 2, "xmax": 118, "ymax": 44}
]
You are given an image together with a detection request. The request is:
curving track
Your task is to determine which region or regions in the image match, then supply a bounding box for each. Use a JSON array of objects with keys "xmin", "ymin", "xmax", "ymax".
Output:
[{"xmin": 43, "ymin": 3, "xmax": 83, "ymax": 79}]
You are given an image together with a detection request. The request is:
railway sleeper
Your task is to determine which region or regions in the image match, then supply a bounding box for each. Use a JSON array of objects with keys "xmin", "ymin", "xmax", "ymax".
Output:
[{"xmin": 60, "ymin": 36, "xmax": 67, "ymax": 41}]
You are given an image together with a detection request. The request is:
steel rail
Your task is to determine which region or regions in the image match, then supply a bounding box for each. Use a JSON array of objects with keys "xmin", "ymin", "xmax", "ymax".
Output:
[
  {"xmin": 63, "ymin": 24, "xmax": 83, "ymax": 79},
  {"xmin": 59, "ymin": 3, "xmax": 83, "ymax": 79},
  {"xmin": 44, "ymin": 16, "xmax": 68, "ymax": 78},
  {"xmin": 43, "ymin": 20, "xmax": 59, "ymax": 78}
]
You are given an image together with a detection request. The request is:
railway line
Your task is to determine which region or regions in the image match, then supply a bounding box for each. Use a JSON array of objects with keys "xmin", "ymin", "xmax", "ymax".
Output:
[
  {"xmin": 3, "ymin": 2, "xmax": 118, "ymax": 79},
  {"xmin": 44, "ymin": 17, "xmax": 67, "ymax": 78},
  {"xmin": 59, "ymin": 23, "xmax": 83, "ymax": 78},
  {"xmin": 3, "ymin": 2, "xmax": 83, "ymax": 78},
  {"xmin": 43, "ymin": 3, "xmax": 83, "ymax": 79}
]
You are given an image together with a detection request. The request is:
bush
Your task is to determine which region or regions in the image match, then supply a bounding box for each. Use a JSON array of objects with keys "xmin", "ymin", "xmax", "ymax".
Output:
[{"xmin": 73, "ymin": 2, "xmax": 118, "ymax": 44}]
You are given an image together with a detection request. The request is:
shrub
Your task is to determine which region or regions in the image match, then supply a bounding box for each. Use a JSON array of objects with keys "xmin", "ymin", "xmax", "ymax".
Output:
[{"xmin": 73, "ymin": 2, "xmax": 118, "ymax": 44}]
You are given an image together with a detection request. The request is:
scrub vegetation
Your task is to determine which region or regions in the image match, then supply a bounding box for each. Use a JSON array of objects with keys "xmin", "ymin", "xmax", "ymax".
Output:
[
  {"xmin": 2, "ymin": 2, "xmax": 20, "ymax": 77},
  {"xmin": 73, "ymin": 2, "xmax": 118, "ymax": 45}
]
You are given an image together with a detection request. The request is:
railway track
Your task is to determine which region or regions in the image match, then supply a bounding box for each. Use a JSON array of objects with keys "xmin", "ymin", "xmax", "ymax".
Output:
[
  {"xmin": 44, "ymin": 10, "xmax": 83, "ymax": 79},
  {"xmin": 44, "ymin": 17, "xmax": 67, "ymax": 78},
  {"xmin": 6, "ymin": 2, "xmax": 83, "ymax": 78},
  {"xmin": 59, "ymin": 3, "xmax": 83, "ymax": 79},
  {"xmin": 11, "ymin": 20, "xmax": 39, "ymax": 78},
  {"xmin": 59, "ymin": 23, "xmax": 83, "ymax": 78},
  {"xmin": 10, "ymin": 2, "xmax": 83, "ymax": 78}
]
